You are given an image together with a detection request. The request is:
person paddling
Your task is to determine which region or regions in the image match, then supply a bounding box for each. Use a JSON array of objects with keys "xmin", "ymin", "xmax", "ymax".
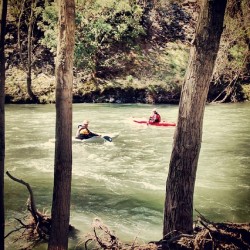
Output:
[
  {"xmin": 149, "ymin": 108, "xmax": 161, "ymax": 123},
  {"xmin": 75, "ymin": 120, "xmax": 99, "ymax": 140}
]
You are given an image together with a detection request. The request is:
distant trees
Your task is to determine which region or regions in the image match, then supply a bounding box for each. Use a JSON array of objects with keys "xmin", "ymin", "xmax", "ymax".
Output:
[
  {"xmin": 0, "ymin": 0, "xmax": 7, "ymax": 249},
  {"xmin": 211, "ymin": 0, "xmax": 250, "ymax": 102},
  {"xmin": 163, "ymin": 0, "xmax": 227, "ymax": 235},
  {"xmin": 5, "ymin": 0, "xmax": 249, "ymax": 103},
  {"xmin": 39, "ymin": 0, "xmax": 145, "ymax": 80},
  {"xmin": 47, "ymin": 0, "xmax": 75, "ymax": 249},
  {"xmin": 11, "ymin": 0, "xmax": 42, "ymax": 101}
]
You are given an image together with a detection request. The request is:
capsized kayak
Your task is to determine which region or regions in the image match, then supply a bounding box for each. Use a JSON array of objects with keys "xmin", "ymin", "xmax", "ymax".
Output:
[
  {"xmin": 133, "ymin": 119, "xmax": 176, "ymax": 127},
  {"xmin": 73, "ymin": 133, "xmax": 119, "ymax": 143}
]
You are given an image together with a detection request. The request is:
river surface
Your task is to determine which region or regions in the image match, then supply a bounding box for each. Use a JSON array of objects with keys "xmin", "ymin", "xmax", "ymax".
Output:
[{"xmin": 4, "ymin": 103, "xmax": 250, "ymax": 249}]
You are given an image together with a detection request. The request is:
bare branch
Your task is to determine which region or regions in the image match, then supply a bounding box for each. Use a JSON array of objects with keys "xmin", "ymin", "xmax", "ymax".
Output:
[{"xmin": 6, "ymin": 171, "xmax": 38, "ymax": 223}]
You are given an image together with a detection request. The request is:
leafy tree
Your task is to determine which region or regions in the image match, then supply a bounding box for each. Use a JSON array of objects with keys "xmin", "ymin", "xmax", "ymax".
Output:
[
  {"xmin": 47, "ymin": 0, "xmax": 75, "ymax": 248},
  {"xmin": 38, "ymin": 1, "xmax": 58, "ymax": 52},
  {"xmin": 163, "ymin": 0, "xmax": 227, "ymax": 235},
  {"xmin": 39, "ymin": 0, "xmax": 145, "ymax": 79},
  {"xmin": 27, "ymin": 0, "xmax": 39, "ymax": 101},
  {"xmin": 75, "ymin": 0, "xmax": 144, "ymax": 78},
  {"xmin": 210, "ymin": 0, "xmax": 250, "ymax": 102},
  {"xmin": 0, "ymin": 0, "xmax": 7, "ymax": 248},
  {"xmin": 8, "ymin": 0, "xmax": 46, "ymax": 101}
]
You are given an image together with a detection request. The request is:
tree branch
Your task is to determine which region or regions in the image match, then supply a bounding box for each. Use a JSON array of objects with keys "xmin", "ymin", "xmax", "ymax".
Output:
[{"xmin": 6, "ymin": 171, "xmax": 38, "ymax": 223}]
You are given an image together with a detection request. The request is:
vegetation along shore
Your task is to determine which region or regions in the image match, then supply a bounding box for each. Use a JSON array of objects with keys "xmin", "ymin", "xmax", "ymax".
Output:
[{"xmin": 5, "ymin": 0, "xmax": 250, "ymax": 104}]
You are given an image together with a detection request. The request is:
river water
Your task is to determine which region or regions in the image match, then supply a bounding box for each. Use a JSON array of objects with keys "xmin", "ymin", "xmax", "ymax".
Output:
[{"xmin": 4, "ymin": 103, "xmax": 250, "ymax": 249}]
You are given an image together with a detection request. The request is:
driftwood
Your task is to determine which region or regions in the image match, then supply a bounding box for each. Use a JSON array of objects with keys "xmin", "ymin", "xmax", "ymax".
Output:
[
  {"xmin": 192, "ymin": 210, "xmax": 250, "ymax": 250},
  {"xmin": 154, "ymin": 210, "xmax": 250, "ymax": 250},
  {"xmin": 82, "ymin": 218, "xmax": 122, "ymax": 250},
  {"xmin": 82, "ymin": 218, "xmax": 158, "ymax": 250},
  {"xmin": 5, "ymin": 171, "xmax": 51, "ymax": 248},
  {"xmin": 83, "ymin": 214, "xmax": 250, "ymax": 250}
]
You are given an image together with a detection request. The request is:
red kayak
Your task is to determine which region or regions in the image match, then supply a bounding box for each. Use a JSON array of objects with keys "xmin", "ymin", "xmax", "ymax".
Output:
[{"xmin": 133, "ymin": 119, "xmax": 176, "ymax": 127}]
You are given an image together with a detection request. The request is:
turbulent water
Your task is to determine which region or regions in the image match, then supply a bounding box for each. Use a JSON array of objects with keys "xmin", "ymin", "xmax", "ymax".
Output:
[{"xmin": 4, "ymin": 103, "xmax": 250, "ymax": 249}]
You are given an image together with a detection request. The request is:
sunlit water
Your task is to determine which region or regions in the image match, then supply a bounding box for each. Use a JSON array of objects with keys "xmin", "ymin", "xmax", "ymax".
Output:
[{"xmin": 4, "ymin": 103, "xmax": 250, "ymax": 249}]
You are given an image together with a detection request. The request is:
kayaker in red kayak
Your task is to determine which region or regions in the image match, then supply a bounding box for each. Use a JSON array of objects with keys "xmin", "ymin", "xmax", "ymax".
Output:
[{"xmin": 149, "ymin": 108, "xmax": 161, "ymax": 123}]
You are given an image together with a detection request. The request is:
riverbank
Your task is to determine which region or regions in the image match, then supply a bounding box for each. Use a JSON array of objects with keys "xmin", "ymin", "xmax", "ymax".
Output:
[
  {"xmin": 5, "ymin": 0, "xmax": 250, "ymax": 105},
  {"xmin": 5, "ymin": 67, "xmax": 250, "ymax": 104},
  {"xmin": 5, "ymin": 66, "xmax": 183, "ymax": 104}
]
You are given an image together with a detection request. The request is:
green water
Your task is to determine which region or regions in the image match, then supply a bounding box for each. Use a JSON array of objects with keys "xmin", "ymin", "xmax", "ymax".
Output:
[{"xmin": 4, "ymin": 103, "xmax": 250, "ymax": 249}]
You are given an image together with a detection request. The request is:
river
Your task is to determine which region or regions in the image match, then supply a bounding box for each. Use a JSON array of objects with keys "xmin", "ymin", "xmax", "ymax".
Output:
[{"xmin": 4, "ymin": 103, "xmax": 250, "ymax": 249}]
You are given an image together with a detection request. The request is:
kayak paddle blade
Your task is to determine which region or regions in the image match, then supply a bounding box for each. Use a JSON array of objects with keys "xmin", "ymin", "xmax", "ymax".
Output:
[{"xmin": 102, "ymin": 136, "xmax": 112, "ymax": 142}]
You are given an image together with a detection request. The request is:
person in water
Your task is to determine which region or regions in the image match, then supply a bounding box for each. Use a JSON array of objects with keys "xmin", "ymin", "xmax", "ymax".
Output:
[
  {"xmin": 75, "ymin": 120, "xmax": 98, "ymax": 139},
  {"xmin": 149, "ymin": 108, "xmax": 161, "ymax": 123}
]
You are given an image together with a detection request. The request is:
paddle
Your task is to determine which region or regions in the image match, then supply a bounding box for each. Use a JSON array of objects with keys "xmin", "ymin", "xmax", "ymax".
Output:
[{"xmin": 102, "ymin": 135, "xmax": 112, "ymax": 142}]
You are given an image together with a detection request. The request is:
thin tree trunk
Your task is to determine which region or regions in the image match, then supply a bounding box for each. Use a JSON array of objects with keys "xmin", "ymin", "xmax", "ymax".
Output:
[
  {"xmin": 0, "ymin": 0, "xmax": 7, "ymax": 249},
  {"xmin": 17, "ymin": 0, "xmax": 26, "ymax": 69},
  {"xmin": 27, "ymin": 0, "xmax": 38, "ymax": 101},
  {"xmin": 47, "ymin": 0, "xmax": 75, "ymax": 249},
  {"xmin": 163, "ymin": 0, "xmax": 227, "ymax": 236}
]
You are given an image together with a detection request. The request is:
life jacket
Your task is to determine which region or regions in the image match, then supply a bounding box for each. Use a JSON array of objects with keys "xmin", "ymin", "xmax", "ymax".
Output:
[
  {"xmin": 76, "ymin": 125, "xmax": 91, "ymax": 139},
  {"xmin": 155, "ymin": 113, "xmax": 161, "ymax": 122},
  {"xmin": 150, "ymin": 112, "xmax": 161, "ymax": 122},
  {"xmin": 79, "ymin": 127, "xmax": 90, "ymax": 135}
]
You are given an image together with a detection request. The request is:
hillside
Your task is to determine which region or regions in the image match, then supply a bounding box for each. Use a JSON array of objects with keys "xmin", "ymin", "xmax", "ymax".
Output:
[{"xmin": 4, "ymin": 0, "xmax": 250, "ymax": 104}]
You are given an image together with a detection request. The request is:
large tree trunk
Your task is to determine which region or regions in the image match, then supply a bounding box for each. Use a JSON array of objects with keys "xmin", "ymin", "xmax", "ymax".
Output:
[
  {"xmin": 47, "ymin": 0, "xmax": 75, "ymax": 249},
  {"xmin": 0, "ymin": 0, "xmax": 7, "ymax": 249},
  {"xmin": 163, "ymin": 0, "xmax": 227, "ymax": 236}
]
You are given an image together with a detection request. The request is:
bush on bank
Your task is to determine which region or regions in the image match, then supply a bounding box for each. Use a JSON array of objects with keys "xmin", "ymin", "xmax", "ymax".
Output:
[{"xmin": 5, "ymin": 0, "xmax": 250, "ymax": 104}]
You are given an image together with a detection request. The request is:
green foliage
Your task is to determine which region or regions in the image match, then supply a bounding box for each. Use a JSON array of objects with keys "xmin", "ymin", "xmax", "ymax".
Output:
[
  {"xmin": 9, "ymin": 0, "xmax": 44, "ymax": 28},
  {"xmin": 7, "ymin": 0, "xmax": 249, "ymax": 104},
  {"xmin": 8, "ymin": 0, "xmax": 24, "ymax": 20},
  {"xmin": 228, "ymin": 44, "xmax": 247, "ymax": 67},
  {"xmin": 38, "ymin": 0, "xmax": 145, "ymax": 76},
  {"xmin": 242, "ymin": 84, "xmax": 250, "ymax": 101},
  {"xmin": 37, "ymin": 2, "xmax": 58, "ymax": 53},
  {"xmin": 75, "ymin": 0, "xmax": 145, "ymax": 74},
  {"xmin": 165, "ymin": 43, "xmax": 189, "ymax": 81},
  {"xmin": 214, "ymin": 0, "xmax": 250, "ymax": 83},
  {"xmin": 143, "ymin": 42, "xmax": 189, "ymax": 89}
]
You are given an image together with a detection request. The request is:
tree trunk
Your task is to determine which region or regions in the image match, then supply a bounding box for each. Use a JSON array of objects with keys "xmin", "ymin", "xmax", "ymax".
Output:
[
  {"xmin": 47, "ymin": 0, "xmax": 75, "ymax": 249},
  {"xmin": 163, "ymin": 0, "xmax": 227, "ymax": 236},
  {"xmin": 17, "ymin": 0, "xmax": 25, "ymax": 69},
  {"xmin": 27, "ymin": 0, "xmax": 38, "ymax": 102},
  {"xmin": 0, "ymin": 0, "xmax": 7, "ymax": 249}
]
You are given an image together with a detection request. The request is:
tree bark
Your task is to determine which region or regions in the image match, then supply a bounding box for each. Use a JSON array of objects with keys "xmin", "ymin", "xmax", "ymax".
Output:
[
  {"xmin": 0, "ymin": 0, "xmax": 7, "ymax": 249},
  {"xmin": 47, "ymin": 0, "xmax": 75, "ymax": 249},
  {"xmin": 17, "ymin": 0, "xmax": 25, "ymax": 69},
  {"xmin": 163, "ymin": 0, "xmax": 227, "ymax": 236},
  {"xmin": 27, "ymin": 0, "xmax": 38, "ymax": 102}
]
